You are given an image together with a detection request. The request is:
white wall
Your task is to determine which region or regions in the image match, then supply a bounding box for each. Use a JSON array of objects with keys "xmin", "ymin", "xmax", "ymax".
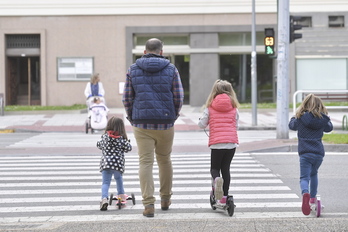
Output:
[{"xmin": 1, "ymin": 0, "xmax": 347, "ymax": 16}]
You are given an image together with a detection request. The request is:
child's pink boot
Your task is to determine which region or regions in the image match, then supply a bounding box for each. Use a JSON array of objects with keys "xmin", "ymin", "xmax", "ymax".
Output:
[
  {"xmin": 302, "ymin": 193, "xmax": 310, "ymax": 215},
  {"xmin": 219, "ymin": 196, "xmax": 227, "ymax": 205}
]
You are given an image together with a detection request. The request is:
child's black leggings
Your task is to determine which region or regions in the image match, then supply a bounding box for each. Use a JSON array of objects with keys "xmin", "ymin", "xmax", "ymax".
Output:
[{"xmin": 210, "ymin": 148, "xmax": 236, "ymax": 196}]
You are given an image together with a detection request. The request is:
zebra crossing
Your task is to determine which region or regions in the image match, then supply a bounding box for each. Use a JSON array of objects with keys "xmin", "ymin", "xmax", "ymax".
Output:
[{"xmin": 0, "ymin": 150, "xmax": 306, "ymax": 223}]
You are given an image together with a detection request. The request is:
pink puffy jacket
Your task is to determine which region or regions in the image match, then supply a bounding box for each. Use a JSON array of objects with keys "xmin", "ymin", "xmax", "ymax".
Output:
[{"xmin": 208, "ymin": 93, "xmax": 238, "ymax": 146}]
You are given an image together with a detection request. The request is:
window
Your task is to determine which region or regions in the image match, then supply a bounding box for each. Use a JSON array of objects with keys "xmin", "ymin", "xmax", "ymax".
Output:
[
  {"xmin": 57, "ymin": 57, "xmax": 94, "ymax": 81},
  {"xmin": 296, "ymin": 58, "xmax": 347, "ymax": 91},
  {"xmin": 299, "ymin": 17, "xmax": 312, "ymax": 28},
  {"xmin": 329, "ymin": 16, "xmax": 344, "ymax": 28},
  {"xmin": 219, "ymin": 32, "xmax": 264, "ymax": 46},
  {"xmin": 6, "ymin": 34, "xmax": 40, "ymax": 48},
  {"xmin": 135, "ymin": 35, "xmax": 189, "ymax": 46}
]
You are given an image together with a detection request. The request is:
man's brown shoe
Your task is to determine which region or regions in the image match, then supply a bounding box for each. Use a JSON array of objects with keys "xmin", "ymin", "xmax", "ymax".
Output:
[
  {"xmin": 161, "ymin": 199, "xmax": 171, "ymax": 210},
  {"xmin": 143, "ymin": 204, "xmax": 154, "ymax": 217}
]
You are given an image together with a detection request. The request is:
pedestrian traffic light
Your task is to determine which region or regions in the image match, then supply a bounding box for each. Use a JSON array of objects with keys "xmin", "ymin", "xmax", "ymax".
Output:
[
  {"xmin": 290, "ymin": 15, "xmax": 302, "ymax": 43},
  {"xmin": 264, "ymin": 28, "xmax": 275, "ymax": 55}
]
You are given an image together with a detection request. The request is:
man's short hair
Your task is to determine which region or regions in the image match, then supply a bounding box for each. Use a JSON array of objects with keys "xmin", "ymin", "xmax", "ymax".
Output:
[{"xmin": 145, "ymin": 38, "xmax": 163, "ymax": 54}]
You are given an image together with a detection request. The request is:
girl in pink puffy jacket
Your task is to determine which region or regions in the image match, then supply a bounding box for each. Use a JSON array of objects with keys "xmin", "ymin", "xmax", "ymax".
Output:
[{"xmin": 198, "ymin": 79, "xmax": 240, "ymax": 205}]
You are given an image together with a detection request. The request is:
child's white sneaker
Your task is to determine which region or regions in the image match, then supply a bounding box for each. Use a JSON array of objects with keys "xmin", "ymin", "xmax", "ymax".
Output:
[
  {"xmin": 100, "ymin": 198, "xmax": 108, "ymax": 211},
  {"xmin": 214, "ymin": 177, "xmax": 224, "ymax": 201}
]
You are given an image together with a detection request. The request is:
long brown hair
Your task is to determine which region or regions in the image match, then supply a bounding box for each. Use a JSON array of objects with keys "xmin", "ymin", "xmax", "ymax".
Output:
[
  {"xmin": 90, "ymin": 73, "xmax": 100, "ymax": 85},
  {"xmin": 204, "ymin": 79, "xmax": 240, "ymax": 108},
  {"xmin": 105, "ymin": 116, "xmax": 128, "ymax": 140},
  {"xmin": 295, "ymin": 93, "xmax": 328, "ymax": 118}
]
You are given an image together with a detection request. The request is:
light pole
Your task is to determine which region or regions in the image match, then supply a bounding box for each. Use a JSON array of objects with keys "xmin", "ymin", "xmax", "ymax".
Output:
[
  {"xmin": 276, "ymin": 0, "xmax": 290, "ymax": 139},
  {"xmin": 251, "ymin": 0, "xmax": 257, "ymax": 126}
]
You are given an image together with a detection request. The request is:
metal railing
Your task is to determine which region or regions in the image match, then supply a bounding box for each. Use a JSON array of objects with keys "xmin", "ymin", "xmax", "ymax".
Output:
[
  {"xmin": 0, "ymin": 93, "xmax": 4, "ymax": 116},
  {"xmin": 343, "ymin": 115, "xmax": 348, "ymax": 130},
  {"xmin": 292, "ymin": 90, "xmax": 348, "ymax": 115}
]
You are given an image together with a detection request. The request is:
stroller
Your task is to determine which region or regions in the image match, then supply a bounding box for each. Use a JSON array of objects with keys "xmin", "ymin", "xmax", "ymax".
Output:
[{"xmin": 85, "ymin": 97, "xmax": 109, "ymax": 134}]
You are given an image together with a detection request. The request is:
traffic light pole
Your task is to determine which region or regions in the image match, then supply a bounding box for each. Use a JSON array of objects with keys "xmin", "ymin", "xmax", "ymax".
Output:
[
  {"xmin": 251, "ymin": 0, "xmax": 257, "ymax": 126},
  {"xmin": 276, "ymin": 0, "xmax": 290, "ymax": 139}
]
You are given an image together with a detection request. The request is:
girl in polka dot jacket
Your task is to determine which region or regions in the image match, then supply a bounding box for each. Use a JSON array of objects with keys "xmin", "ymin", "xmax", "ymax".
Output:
[{"xmin": 97, "ymin": 116, "xmax": 132, "ymax": 211}]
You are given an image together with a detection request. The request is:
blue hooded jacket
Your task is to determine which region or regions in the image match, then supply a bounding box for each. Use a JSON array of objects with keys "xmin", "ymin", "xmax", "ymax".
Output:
[{"xmin": 289, "ymin": 112, "xmax": 333, "ymax": 156}]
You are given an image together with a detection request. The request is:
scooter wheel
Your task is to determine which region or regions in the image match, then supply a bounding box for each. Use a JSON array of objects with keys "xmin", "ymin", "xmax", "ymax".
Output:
[
  {"xmin": 227, "ymin": 200, "xmax": 235, "ymax": 217},
  {"xmin": 85, "ymin": 122, "xmax": 89, "ymax": 134},
  {"xmin": 131, "ymin": 193, "xmax": 136, "ymax": 205},
  {"xmin": 117, "ymin": 198, "xmax": 122, "ymax": 210},
  {"xmin": 316, "ymin": 200, "xmax": 321, "ymax": 217},
  {"xmin": 210, "ymin": 194, "xmax": 216, "ymax": 210},
  {"xmin": 227, "ymin": 196, "xmax": 235, "ymax": 217},
  {"xmin": 109, "ymin": 193, "xmax": 113, "ymax": 205}
]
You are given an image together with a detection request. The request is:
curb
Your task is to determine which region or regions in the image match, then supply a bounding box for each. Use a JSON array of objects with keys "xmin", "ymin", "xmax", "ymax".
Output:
[
  {"xmin": 2, "ymin": 110, "xmax": 86, "ymax": 115},
  {"xmin": 0, "ymin": 129, "xmax": 15, "ymax": 133},
  {"xmin": 248, "ymin": 144, "xmax": 348, "ymax": 153}
]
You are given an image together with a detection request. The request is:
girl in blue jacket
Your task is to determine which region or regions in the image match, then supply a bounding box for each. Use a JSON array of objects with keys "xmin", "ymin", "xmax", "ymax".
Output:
[{"xmin": 289, "ymin": 93, "xmax": 333, "ymax": 215}]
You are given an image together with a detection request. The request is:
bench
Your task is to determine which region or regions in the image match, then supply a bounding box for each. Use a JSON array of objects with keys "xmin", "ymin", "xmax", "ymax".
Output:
[
  {"xmin": 293, "ymin": 90, "xmax": 348, "ymax": 115},
  {"xmin": 309, "ymin": 92, "xmax": 348, "ymax": 102}
]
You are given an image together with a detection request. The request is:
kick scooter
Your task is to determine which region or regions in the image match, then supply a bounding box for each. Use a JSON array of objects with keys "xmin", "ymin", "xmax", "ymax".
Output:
[
  {"xmin": 210, "ymin": 190, "xmax": 236, "ymax": 217},
  {"xmin": 310, "ymin": 195, "xmax": 323, "ymax": 217},
  {"xmin": 109, "ymin": 193, "xmax": 136, "ymax": 209}
]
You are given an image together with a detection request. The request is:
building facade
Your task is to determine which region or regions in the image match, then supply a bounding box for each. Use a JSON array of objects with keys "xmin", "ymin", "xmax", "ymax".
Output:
[{"xmin": 0, "ymin": 0, "xmax": 347, "ymax": 107}]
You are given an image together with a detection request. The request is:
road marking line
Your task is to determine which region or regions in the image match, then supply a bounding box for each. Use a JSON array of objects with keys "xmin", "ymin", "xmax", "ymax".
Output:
[
  {"xmin": 0, "ymin": 173, "xmax": 279, "ymax": 180},
  {"xmin": 0, "ymin": 179, "xmax": 282, "ymax": 187},
  {"xmin": 251, "ymin": 152, "xmax": 348, "ymax": 156},
  {"xmin": 0, "ymin": 212, "xmax": 313, "ymax": 223},
  {"xmin": 0, "ymin": 168, "xmax": 271, "ymax": 175},
  {"xmin": 0, "ymin": 155, "xmax": 248, "ymax": 160},
  {"xmin": 0, "ymin": 164, "xmax": 265, "ymax": 170},
  {"xmin": 0, "ymin": 186, "xmax": 291, "ymax": 194},
  {"xmin": 0, "ymin": 202, "xmax": 302, "ymax": 213},
  {"xmin": 0, "ymin": 194, "xmax": 298, "ymax": 203}
]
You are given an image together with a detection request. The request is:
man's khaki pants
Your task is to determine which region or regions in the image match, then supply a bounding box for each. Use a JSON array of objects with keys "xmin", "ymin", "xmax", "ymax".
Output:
[{"xmin": 133, "ymin": 126, "xmax": 174, "ymax": 206}]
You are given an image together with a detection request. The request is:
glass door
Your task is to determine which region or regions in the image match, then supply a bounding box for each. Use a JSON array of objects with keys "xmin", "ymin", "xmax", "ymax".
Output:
[{"xmin": 173, "ymin": 55, "xmax": 190, "ymax": 104}]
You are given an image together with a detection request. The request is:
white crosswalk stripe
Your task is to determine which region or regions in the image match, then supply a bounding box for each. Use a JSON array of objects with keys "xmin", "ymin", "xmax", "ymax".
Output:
[{"xmin": 0, "ymin": 153, "xmax": 302, "ymax": 222}]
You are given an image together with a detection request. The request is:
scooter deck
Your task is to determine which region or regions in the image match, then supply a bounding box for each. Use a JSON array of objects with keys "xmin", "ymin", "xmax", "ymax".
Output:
[
  {"xmin": 210, "ymin": 194, "xmax": 236, "ymax": 217},
  {"xmin": 109, "ymin": 193, "xmax": 136, "ymax": 209}
]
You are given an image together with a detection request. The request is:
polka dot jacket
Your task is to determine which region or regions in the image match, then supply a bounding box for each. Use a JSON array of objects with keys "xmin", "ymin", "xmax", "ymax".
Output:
[{"xmin": 97, "ymin": 130, "xmax": 132, "ymax": 173}]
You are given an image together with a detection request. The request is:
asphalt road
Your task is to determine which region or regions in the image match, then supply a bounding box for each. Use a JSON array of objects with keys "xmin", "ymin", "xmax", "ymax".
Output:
[{"xmin": 0, "ymin": 131, "xmax": 348, "ymax": 232}]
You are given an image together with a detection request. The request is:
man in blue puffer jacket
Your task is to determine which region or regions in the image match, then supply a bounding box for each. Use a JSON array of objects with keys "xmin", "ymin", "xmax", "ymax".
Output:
[{"xmin": 122, "ymin": 38, "xmax": 184, "ymax": 217}]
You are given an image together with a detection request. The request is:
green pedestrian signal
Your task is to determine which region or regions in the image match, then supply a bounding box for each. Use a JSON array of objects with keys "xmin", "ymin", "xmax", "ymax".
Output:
[
  {"xmin": 266, "ymin": 45, "xmax": 274, "ymax": 55},
  {"xmin": 264, "ymin": 28, "xmax": 275, "ymax": 56}
]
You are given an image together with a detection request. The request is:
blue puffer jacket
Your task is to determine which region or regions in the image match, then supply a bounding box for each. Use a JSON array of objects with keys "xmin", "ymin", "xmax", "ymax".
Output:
[
  {"xmin": 129, "ymin": 54, "xmax": 176, "ymax": 124},
  {"xmin": 289, "ymin": 112, "xmax": 333, "ymax": 156}
]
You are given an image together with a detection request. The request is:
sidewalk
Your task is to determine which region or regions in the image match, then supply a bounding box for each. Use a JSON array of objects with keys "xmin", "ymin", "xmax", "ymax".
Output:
[
  {"xmin": 7, "ymin": 217, "xmax": 345, "ymax": 232},
  {"xmin": 0, "ymin": 105, "xmax": 346, "ymax": 133},
  {"xmin": 1, "ymin": 105, "xmax": 347, "ymax": 153}
]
